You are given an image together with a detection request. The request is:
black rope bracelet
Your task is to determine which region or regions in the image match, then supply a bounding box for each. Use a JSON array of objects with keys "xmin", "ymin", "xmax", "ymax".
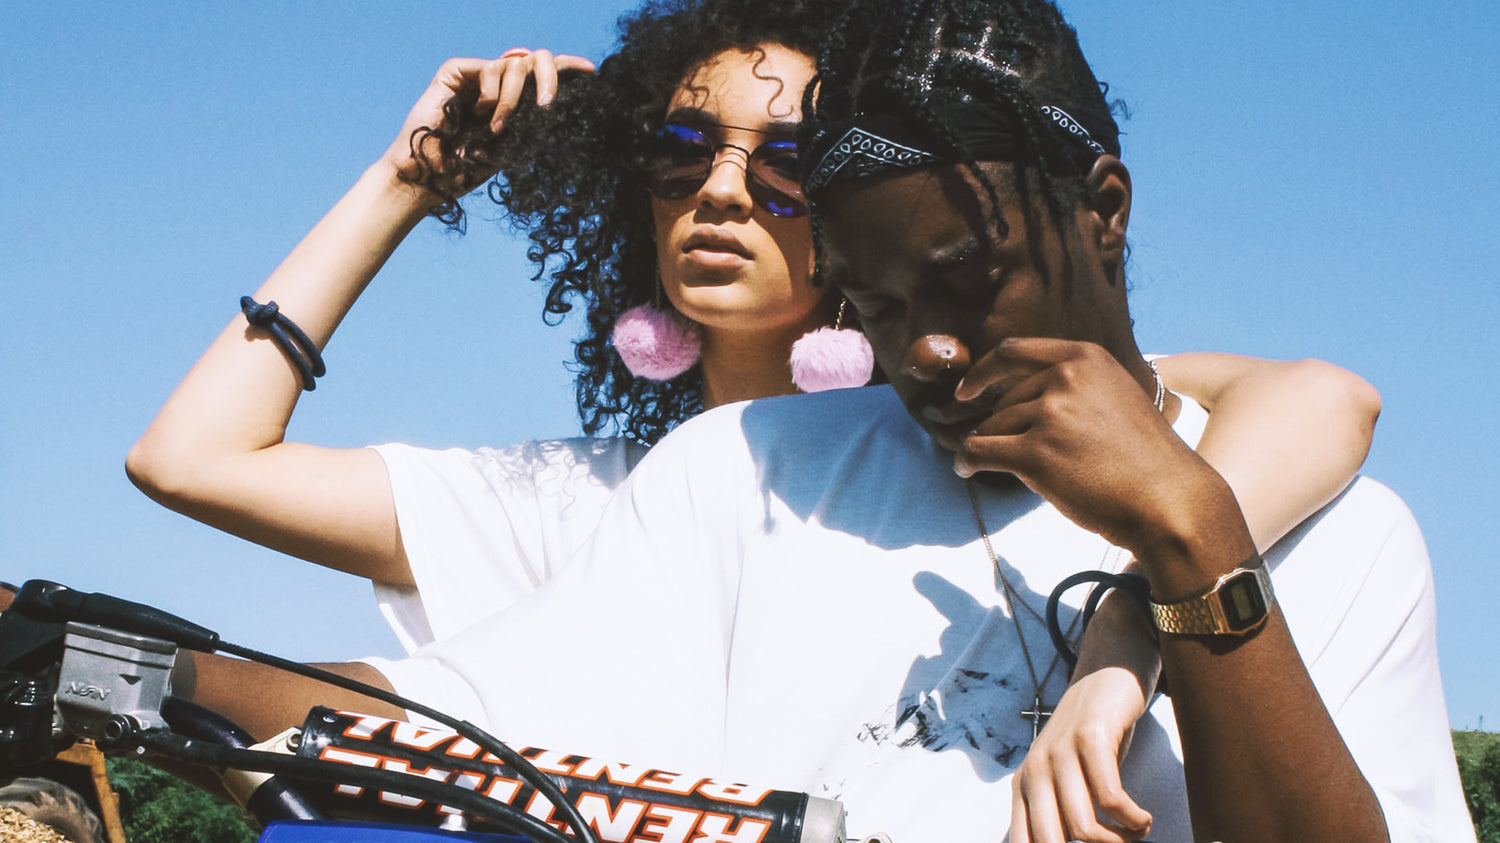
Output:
[
  {"xmin": 1046, "ymin": 569, "xmax": 1154, "ymax": 674},
  {"xmin": 240, "ymin": 296, "xmax": 326, "ymax": 391}
]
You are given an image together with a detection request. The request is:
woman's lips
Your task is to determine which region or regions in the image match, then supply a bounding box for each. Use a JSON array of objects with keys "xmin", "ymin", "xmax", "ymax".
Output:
[
  {"xmin": 683, "ymin": 229, "xmax": 752, "ymax": 259},
  {"xmin": 681, "ymin": 238, "xmax": 750, "ymax": 273}
]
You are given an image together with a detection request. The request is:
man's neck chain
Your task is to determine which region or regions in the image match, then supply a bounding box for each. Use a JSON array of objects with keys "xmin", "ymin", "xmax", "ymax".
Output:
[
  {"xmin": 966, "ymin": 480, "xmax": 1071, "ymax": 743},
  {"xmin": 964, "ymin": 361, "xmax": 1165, "ymax": 744}
]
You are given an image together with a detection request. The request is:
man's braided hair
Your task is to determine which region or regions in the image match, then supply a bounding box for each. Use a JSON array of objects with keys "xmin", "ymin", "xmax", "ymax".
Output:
[
  {"xmin": 806, "ymin": 0, "xmax": 1124, "ymax": 278},
  {"xmin": 406, "ymin": 0, "xmax": 845, "ymax": 446}
]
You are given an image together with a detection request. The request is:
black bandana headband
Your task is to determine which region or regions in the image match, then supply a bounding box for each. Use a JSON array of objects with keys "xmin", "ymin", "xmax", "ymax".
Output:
[{"xmin": 802, "ymin": 100, "xmax": 1119, "ymax": 196}]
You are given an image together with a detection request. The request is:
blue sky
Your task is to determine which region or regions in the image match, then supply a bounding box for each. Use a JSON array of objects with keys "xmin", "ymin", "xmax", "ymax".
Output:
[{"xmin": 2, "ymin": 1, "xmax": 1496, "ymax": 733}]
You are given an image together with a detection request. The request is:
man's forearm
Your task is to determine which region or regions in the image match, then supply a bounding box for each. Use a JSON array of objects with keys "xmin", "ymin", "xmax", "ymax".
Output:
[{"xmin": 1142, "ymin": 509, "xmax": 1388, "ymax": 842}]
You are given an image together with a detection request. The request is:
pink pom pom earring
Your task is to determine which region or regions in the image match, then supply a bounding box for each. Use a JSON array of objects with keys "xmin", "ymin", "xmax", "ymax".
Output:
[
  {"xmin": 611, "ymin": 282, "xmax": 702, "ymax": 381},
  {"xmin": 789, "ymin": 298, "xmax": 875, "ymax": 393}
]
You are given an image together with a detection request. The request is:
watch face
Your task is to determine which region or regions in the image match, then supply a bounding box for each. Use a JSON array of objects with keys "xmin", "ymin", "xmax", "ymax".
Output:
[{"xmin": 1221, "ymin": 570, "xmax": 1268, "ymax": 632}]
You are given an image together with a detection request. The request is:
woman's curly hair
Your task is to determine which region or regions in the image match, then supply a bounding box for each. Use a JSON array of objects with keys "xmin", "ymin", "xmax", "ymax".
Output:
[{"xmin": 406, "ymin": 0, "xmax": 845, "ymax": 446}]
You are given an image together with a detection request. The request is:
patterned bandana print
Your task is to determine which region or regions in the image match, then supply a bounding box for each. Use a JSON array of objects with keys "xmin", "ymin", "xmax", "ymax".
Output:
[
  {"xmin": 802, "ymin": 102, "xmax": 1118, "ymax": 197},
  {"xmin": 802, "ymin": 126, "xmax": 938, "ymax": 194}
]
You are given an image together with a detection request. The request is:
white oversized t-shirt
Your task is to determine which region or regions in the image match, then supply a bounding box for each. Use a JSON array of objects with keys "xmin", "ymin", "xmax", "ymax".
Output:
[
  {"xmin": 370, "ymin": 386, "xmax": 1472, "ymax": 842},
  {"xmin": 370, "ymin": 438, "xmax": 647, "ymax": 652}
]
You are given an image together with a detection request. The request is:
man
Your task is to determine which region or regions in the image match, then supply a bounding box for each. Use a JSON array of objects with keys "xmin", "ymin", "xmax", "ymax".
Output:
[{"xmin": 786, "ymin": 2, "xmax": 1472, "ymax": 839}]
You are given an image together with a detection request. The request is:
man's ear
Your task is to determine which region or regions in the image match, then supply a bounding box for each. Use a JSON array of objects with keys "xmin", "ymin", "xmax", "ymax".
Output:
[{"xmin": 1081, "ymin": 155, "xmax": 1132, "ymax": 274}]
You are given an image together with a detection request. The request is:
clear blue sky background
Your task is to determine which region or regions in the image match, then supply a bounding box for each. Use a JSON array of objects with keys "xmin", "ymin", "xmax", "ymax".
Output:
[{"xmin": 2, "ymin": 2, "xmax": 1495, "ymax": 732}]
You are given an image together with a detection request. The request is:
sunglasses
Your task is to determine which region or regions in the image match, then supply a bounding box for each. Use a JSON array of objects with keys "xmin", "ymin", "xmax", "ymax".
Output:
[{"xmin": 641, "ymin": 123, "xmax": 808, "ymax": 218}]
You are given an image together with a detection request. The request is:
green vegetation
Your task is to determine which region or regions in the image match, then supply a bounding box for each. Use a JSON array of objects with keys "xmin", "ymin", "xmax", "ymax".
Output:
[
  {"xmin": 106, "ymin": 757, "xmax": 256, "ymax": 843},
  {"xmin": 1456, "ymin": 730, "xmax": 1500, "ymax": 842}
]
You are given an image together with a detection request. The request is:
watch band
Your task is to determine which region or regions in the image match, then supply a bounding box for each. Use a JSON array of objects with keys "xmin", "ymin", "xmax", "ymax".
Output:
[{"xmin": 1150, "ymin": 554, "xmax": 1274, "ymax": 636}]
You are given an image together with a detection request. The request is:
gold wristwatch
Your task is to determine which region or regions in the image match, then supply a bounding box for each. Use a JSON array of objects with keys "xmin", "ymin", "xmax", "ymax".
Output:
[{"xmin": 1149, "ymin": 554, "xmax": 1274, "ymax": 636}]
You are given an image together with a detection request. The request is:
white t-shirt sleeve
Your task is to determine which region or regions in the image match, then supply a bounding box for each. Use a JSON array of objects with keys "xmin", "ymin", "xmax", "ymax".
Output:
[
  {"xmin": 1275, "ymin": 479, "xmax": 1475, "ymax": 842},
  {"xmin": 373, "ymin": 404, "xmax": 758, "ymax": 772},
  {"xmin": 368, "ymin": 438, "xmax": 644, "ymax": 653}
]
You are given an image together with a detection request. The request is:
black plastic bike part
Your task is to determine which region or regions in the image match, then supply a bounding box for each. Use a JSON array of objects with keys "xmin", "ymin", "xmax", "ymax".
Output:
[
  {"xmin": 0, "ymin": 594, "xmax": 69, "ymax": 771},
  {"xmin": 161, "ymin": 696, "xmax": 323, "ymax": 823},
  {"xmin": 0, "ymin": 674, "xmax": 60, "ymax": 769},
  {"xmin": 0, "ymin": 592, "xmax": 68, "ymax": 676},
  {"xmin": 11, "ymin": 580, "xmax": 219, "ymax": 652},
  {"xmin": 125, "ymin": 727, "xmax": 574, "ymax": 843},
  {"xmin": 161, "ymin": 695, "xmax": 257, "ymax": 747},
  {"xmin": 246, "ymin": 775, "xmax": 326, "ymax": 826}
]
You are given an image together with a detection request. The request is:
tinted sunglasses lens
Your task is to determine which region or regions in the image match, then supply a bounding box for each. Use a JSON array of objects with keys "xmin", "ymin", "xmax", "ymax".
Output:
[
  {"xmin": 646, "ymin": 124, "xmax": 712, "ymax": 199},
  {"xmin": 747, "ymin": 141, "xmax": 806, "ymax": 217}
]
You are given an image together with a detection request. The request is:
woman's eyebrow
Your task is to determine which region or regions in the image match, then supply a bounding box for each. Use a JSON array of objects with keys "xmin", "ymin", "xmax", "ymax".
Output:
[{"xmin": 663, "ymin": 106, "xmax": 717, "ymax": 125}]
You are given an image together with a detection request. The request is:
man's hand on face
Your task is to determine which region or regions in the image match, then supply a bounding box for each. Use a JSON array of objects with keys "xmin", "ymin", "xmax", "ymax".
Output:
[{"xmin": 947, "ymin": 337, "xmax": 1242, "ymax": 565}]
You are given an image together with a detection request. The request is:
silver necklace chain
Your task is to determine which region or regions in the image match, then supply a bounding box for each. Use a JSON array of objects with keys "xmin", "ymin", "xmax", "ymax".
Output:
[
  {"xmin": 964, "ymin": 361, "xmax": 1166, "ymax": 743},
  {"xmin": 966, "ymin": 479, "xmax": 1065, "ymax": 743},
  {"xmin": 1149, "ymin": 359, "xmax": 1165, "ymax": 413}
]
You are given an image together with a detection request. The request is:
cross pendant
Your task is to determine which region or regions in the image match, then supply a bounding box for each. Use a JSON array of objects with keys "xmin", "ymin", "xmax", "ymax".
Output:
[{"xmin": 1019, "ymin": 695, "xmax": 1053, "ymax": 743}]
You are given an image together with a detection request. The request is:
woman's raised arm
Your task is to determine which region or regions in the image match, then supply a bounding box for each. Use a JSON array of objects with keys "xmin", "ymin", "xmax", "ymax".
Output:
[{"xmin": 125, "ymin": 51, "xmax": 593, "ymax": 587}]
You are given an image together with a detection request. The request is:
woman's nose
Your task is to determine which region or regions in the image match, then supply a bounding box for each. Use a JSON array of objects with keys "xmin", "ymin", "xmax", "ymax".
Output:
[{"xmin": 696, "ymin": 145, "xmax": 754, "ymax": 216}]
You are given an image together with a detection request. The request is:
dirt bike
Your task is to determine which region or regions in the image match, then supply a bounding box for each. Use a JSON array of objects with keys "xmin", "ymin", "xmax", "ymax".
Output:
[{"xmin": 0, "ymin": 580, "xmax": 897, "ymax": 843}]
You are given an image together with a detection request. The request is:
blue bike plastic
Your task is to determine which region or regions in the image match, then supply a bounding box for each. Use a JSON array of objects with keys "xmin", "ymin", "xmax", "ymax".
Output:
[{"xmin": 257, "ymin": 819, "xmax": 529, "ymax": 842}]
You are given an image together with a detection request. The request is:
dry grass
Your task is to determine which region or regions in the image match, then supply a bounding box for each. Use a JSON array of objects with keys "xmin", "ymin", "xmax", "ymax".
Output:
[{"xmin": 0, "ymin": 806, "xmax": 70, "ymax": 843}]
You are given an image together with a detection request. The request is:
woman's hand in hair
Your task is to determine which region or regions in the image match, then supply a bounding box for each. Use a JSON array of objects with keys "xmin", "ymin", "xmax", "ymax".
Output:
[{"xmin": 380, "ymin": 49, "xmax": 597, "ymax": 195}]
